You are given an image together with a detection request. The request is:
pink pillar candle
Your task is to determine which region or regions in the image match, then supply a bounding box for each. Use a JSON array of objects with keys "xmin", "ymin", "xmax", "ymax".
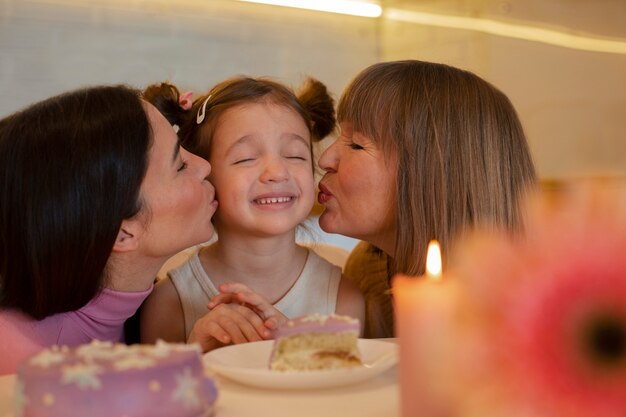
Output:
[{"xmin": 393, "ymin": 242, "xmax": 459, "ymax": 417}]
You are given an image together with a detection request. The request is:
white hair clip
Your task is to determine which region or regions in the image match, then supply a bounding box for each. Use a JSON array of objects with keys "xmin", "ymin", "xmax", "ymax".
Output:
[
  {"xmin": 172, "ymin": 124, "xmax": 180, "ymax": 133},
  {"xmin": 196, "ymin": 95, "xmax": 212, "ymax": 124}
]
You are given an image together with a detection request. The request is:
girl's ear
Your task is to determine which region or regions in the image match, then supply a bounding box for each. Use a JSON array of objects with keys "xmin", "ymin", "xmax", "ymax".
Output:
[{"xmin": 112, "ymin": 219, "xmax": 141, "ymax": 253}]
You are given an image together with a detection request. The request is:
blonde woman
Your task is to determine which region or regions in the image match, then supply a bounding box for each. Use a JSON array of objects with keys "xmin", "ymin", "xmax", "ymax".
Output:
[{"xmin": 317, "ymin": 60, "xmax": 537, "ymax": 337}]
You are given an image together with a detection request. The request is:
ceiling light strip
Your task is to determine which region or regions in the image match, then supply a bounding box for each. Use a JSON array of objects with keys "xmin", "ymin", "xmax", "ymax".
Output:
[
  {"xmin": 385, "ymin": 8, "xmax": 626, "ymax": 55},
  {"xmin": 236, "ymin": 0, "xmax": 382, "ymax": 18}
]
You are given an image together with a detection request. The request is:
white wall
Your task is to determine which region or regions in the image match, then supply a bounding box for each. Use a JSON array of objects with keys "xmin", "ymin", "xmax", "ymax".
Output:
[
  {"xmin": 0, "ymin": 0, "xmax": 379, "ymax": 114},
  {"xmin": 380, "ymin": 11, "xmax": 626, "ymax": 179},
  {"xmin": 487, "ymin": 38, "xmax": 626, "ymax": 179},
  {"xmin": 1, "ymin": 0, "xmax": 625, "ymax": 182}
]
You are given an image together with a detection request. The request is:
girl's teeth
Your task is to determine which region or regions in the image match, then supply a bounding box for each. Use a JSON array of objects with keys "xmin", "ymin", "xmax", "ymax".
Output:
[{"xmin": 257, "ymin": 197, "xmax": 293, "ymax": 204}]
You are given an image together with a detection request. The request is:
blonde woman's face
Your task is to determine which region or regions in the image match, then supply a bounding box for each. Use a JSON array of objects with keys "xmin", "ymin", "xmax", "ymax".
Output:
[{"xmin": 317, "ymin": 122, "xmax": 397, "ymax": 254}]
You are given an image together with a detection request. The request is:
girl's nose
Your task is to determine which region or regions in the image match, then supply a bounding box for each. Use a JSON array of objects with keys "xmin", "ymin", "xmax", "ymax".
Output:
[{"xmin": 260, "ymin": 156, "xmax": 289, "ymax": 183}]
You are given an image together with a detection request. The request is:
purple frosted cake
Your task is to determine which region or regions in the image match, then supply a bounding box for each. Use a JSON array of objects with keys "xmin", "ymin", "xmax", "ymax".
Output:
[
  {"xmin": 270, "ymin": 313, "xmax": 362, "ymax": 371},
  {"xmin": 15, "ymin": 340, "xmax": 218, "ymax": 417}
]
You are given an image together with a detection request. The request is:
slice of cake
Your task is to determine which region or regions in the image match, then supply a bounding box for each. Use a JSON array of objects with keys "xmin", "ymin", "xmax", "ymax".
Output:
[
  {"xmin": 269, "ymin": 313, "xmax": 362, "ymax": 371},
  {"xmin": 15, "ymin": 340, "xmax": 218, "ymax": 417}
]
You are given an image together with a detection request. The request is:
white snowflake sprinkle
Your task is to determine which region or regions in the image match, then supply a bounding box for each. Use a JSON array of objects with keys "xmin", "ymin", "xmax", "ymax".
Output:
[
  {"xmin": 29, "ymin": 348, "xmax": 65, "ymax": 368},
  {"xmin": 171, "ymin": 367, "xmax": 200, "ymax": 409},
  {"xmin": 61, "ymin": 363, "xmax": 103, "ymax": 390}
]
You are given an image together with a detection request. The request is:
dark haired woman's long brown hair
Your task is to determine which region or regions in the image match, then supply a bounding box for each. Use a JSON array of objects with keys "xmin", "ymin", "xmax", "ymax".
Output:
[{"xmin": 0, "ymin": 86, "xmax": 150, "ymax": 319}]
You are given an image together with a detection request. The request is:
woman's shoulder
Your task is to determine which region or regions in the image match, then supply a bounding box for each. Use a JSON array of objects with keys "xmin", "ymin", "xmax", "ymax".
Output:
[
  {"xmin": 343, "ymin": 242, "xmax": 394, "ymax": 338},
  {"xmin": 344, "ymin": 242, "xmax": 388, "ymax": 281}
]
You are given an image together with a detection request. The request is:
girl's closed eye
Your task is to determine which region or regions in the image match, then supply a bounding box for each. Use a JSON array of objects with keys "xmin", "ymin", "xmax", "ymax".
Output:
[
  {"xmin": 177, "ymin": 159, "xmax": 188, "ymax": 172},
  {"xmin": 286, "ymin": 154, "xmax": 308, "ymax": 161},
  {"xmin": 233, "ymin": 157, "xmax": 255, "ymax": 165},
  {"xmin": 349, "ymin": 142, "xmax": 364, "ymax": 150},
  {"xmin": 283, "ymin": 139, "xmax": 310, "ymax": 161}
]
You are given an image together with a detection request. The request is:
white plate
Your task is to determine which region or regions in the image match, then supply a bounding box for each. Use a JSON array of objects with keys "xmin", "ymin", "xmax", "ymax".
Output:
[{"xmin": 203, "ymin": 339, "xmax": 398, "ymax": 390}]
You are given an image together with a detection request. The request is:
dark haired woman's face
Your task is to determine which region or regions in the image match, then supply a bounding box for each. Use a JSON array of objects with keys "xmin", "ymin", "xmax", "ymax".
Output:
[
  {"xmin": 138, "ymin": 103, "xmax": 218, "ymax": 257},
  {"xmin": 317, "ymin": 122, "xmax": 397, "ymax": 254}
]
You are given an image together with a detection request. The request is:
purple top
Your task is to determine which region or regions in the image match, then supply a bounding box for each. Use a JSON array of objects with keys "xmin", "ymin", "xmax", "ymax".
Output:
[
  {"xmin": 0, "ymin": 285, "xmax": 153, "ymax": 375},
  {"xmin": 273, "ymin": 313, "xmax": 360, "ymax": 338}
]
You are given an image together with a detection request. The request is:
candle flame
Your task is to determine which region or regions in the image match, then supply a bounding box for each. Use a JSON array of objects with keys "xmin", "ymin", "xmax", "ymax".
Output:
[{"xmin": 426, "ymin": 240, "xmax": 442, "ymax": 280}]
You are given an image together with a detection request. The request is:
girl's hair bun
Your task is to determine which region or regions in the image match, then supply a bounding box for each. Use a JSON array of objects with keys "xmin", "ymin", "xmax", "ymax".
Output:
[
  {"xmin": 297, "ymin": 78, "xmax": 336, "ymax": 141},
  {"xmin": 143, "ymin": 82, "xmax": 188, "ymax": 128}
]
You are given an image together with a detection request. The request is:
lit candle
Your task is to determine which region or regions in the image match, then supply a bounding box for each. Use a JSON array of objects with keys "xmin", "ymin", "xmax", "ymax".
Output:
[
  {"xmin": 425, "ymin": 240, "xmax": 442, "ymax": 280},
  {"xmin": 393, "ymin": 240, "xmax": 457, "ymax": 417}
]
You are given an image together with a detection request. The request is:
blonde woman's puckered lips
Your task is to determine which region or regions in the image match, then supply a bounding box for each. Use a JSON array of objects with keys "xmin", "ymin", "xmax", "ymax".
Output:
[{"xmin": 317, "ymin": 183, "xmax": 333, "ymax": 205}]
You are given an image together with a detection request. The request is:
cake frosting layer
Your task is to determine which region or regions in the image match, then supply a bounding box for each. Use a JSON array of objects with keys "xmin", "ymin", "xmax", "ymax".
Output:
[
  {"xmin": 273, "ymin": 313, "xmax": 360, "ymax": 338},
  {"xmin": 15, "ymin": 340, "xmax": 217, "ymax": 417}
]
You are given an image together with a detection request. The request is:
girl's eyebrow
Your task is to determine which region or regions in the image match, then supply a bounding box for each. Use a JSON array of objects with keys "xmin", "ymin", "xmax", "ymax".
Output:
[
  {"xmin": 284, "ymin": 133, "xmax": 309, "ymax": 147},
  {"xmin": 225, "ymin": 132, "xmax": 310, "ymax": 156},
  {"xmin": 225, "ymin": 135, "xmax": 255, "ymax": 155}
]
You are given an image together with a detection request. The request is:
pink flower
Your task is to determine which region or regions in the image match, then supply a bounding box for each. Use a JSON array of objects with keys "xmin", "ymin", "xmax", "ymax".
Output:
[{"xmin": 445, "ymin": 180, "xmax": 626, "ymax": 417}]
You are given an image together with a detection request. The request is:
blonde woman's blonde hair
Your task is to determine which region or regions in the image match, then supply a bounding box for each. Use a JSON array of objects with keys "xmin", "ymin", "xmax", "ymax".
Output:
[{"xmin": 338, "ymin": 60, "xmax": 537, "ymax": 276}]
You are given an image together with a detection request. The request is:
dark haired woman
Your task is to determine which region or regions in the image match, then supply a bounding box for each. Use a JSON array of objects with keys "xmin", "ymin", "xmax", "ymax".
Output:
[{"xmin": 0, "ymin": 85, "xmax": 218, "ymax": 374}]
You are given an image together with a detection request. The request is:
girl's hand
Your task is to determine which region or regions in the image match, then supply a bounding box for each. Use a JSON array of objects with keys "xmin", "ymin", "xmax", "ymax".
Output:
[
  {"xmin": 208, "ymin": 283, "xmax": 289, "ymax": 330},
  {"xmin": 187, "ymin": 303, "xmax": 271, "ymax": 352}
]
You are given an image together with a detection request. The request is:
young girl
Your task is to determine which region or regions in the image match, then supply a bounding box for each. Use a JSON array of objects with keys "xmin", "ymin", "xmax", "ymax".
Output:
[{"xmin": 141, "ymin": 77, "xmax": 364, "ymax": 351}]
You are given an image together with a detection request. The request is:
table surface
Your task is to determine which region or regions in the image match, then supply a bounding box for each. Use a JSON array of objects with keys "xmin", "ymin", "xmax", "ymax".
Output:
[{"xmin": 0, "ymin": 355, "xmax": 399, "ymax": 417}]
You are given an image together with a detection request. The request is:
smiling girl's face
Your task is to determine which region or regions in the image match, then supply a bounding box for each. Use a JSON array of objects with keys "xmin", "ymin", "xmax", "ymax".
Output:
[{"xmin": 208, "ymin": 100, "xmax": 315, "ymax": 237}]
